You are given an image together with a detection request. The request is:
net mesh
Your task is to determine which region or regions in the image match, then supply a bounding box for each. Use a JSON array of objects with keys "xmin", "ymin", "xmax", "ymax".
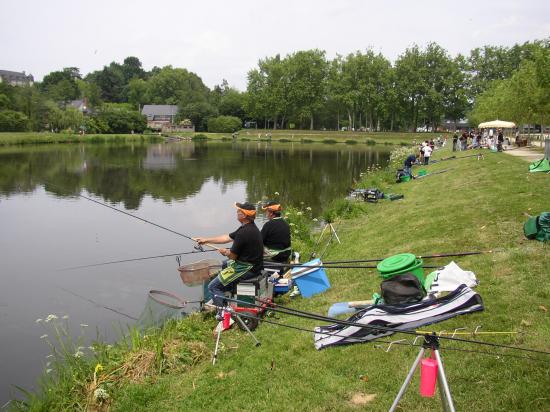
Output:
[
  {"xmin": 178, "ymin": 258, "xmax": 221, "ymax": 286},
  {"xmin": 137, "ymin": 290, "xmax": 188, "ymax": 329}
]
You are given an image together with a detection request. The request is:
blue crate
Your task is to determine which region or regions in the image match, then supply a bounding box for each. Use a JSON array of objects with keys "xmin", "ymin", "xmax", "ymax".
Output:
[{"xmin": 290, "ymin": 259, "xmax": 330, "ymax": 298}]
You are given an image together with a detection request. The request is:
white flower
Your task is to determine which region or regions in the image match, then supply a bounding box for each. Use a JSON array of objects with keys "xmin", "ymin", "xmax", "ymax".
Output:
[
  {"xmin": 40, "ymin": 334, "xmax": 48, "ymax": 339},
  {"xmin": 306, "ymin": 207, "xmax": 312, "ymax": 211},
  {"xmin": 94, "ymin": 388, "xmax": 110, "ymax": 401},
  {"xmin": 289, "ymin": 222, "xmax": 296, "ymax": 226},
  {"xmin": 45, "ymin": 314, "xmax": 58, "ymax": 323},
  {"xmin": 46, "ymin": 361, "xmax": 51, "ymax": 367},
  {"xmin": 74, "ymin": 351, "xmax": 84, "ymax": 358},
  {"xmin": 35, "ymin": 318, "xmax": 43, "ymax": 323},
  {"xmin": 46, "ymin": 369, "xmax": 52, "ymax": 374},
  {"xmin": 62, "ymin": 315, "xmax": 69, "ymax": 319},
  {"xmin": 46, "ymin": 354, "xmax": 53, "ymax": 359},
  {"xmin": 80, "ymin": 324, "xmax": 89, "ymax": 328},
  {"xmin": 296, "ymin": 211, "xmax": 303, "ymax": 216},
  {"xmin": 274, "ymin": 192, "xmax": 279, "ymax": 196},
  {"xmin": 312, "ymin": 218, "xmax": 318, "ymax": 222}
]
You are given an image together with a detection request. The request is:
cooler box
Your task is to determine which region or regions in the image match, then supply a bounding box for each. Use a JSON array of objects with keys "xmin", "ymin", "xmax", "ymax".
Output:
[
  {"xmin": 272, "ymin": 278, "xmax": 293, "ymax": 295},
  {"xmin": 291, "ymin": 258, "xmax": 330, "ymax": 298}
]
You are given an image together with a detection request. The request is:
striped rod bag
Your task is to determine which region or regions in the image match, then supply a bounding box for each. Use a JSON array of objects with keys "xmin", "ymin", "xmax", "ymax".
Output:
[{"xmin": 314, "ymin": 284, "xmax": 483, "ymax": 350}]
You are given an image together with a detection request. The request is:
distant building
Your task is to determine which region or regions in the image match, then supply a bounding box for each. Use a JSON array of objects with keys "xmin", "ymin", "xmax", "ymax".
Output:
[
  {"xmin": 0, "ymin": 70, "xmax": 34, "ymax": 86},
  {"xmin": 141, "ymin": 104, "xmax": 194, "ymax": 132},
  {"xmin": 68, "ymin": 98, "xmax": 89, "ymax": 114}
]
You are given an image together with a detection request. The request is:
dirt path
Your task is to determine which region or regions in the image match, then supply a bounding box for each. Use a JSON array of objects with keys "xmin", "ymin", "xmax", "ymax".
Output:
[{"xmin": 503, "ymin": 146, "xmax": 545, "ymax": 162}]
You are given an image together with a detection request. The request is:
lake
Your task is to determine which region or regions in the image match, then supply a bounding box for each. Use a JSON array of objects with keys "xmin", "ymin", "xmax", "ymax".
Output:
[{"xmin": 0, "ymin": 140, "xmax": 390, "ymax": 405}]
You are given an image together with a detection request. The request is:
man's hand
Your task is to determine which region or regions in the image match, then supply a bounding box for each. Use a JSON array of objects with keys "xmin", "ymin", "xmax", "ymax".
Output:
[{"xmin": 219, "ymin": 248, "xmax": 230, "ymax": 257}]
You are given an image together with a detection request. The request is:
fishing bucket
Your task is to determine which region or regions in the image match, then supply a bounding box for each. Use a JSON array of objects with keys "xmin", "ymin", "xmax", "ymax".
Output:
[
  {"xmin": 291, "ymin": 258, "xmax": 330, "ymax": 298},
  {"xmin": 178, "ymin": 259, "xmax": 221, "ymax": 286},
  {"xmin": 377, "ymin": 253, "xmax": 425, "ymax": 284},
  {"xmin": 418, "ymin": 169, "xmax": 427, "ymax": 176},
  {"xmin": 137, "ymin": 290, "xmax": 189, "ymax": 329}
]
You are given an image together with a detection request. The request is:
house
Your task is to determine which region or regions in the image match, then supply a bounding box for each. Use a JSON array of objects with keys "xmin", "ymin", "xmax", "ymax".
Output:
[
  {"xmin": 68, "ymin": 98, "xmax": 89, "ymax": 114},
  {"xmin": 0, "ymin": 70, "xmax": 34, "ymax": 86},
  {"xmin": 141, "ymin": 104, "xmax": 194, "ymax": 132}
]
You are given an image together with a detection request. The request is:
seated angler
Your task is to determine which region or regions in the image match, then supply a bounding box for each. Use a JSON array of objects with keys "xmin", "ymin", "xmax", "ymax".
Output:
[
  {"xmin": 194, "ymin": 202, "xmax": 263, "ymax": 319},
  {"xmin": 261, "ymin": 201, "xmax": 291, "ymax": 264}
]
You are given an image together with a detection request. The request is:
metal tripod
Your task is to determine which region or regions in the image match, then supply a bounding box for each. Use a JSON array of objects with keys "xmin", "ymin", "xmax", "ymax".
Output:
[
  {"xmin": 389, "ymin": 335, "xmax": 455, "ymax": 412},
  {"xmin": 212, "ymin": 307, "xmax": 261, "ymax": 365}
]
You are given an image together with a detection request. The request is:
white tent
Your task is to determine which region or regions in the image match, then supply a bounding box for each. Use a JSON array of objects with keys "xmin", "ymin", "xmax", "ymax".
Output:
[{"xmin": 478, "ymin": 120, "xmax": 516, "ymax": 129}]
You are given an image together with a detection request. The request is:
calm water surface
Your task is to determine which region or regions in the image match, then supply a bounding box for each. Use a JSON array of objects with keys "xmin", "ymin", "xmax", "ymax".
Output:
[{"xmin": 0, "ymin": 140, "xmax": 390, "ymax": 405}]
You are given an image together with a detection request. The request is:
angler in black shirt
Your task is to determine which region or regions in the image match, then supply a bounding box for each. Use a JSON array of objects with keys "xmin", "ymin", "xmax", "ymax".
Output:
[
  {"xmin": 261, "ymin": 201, "xmax": 291, "ymax": 263},
  {"xmin": 195, "ymin": 202, "xmax": 263, "ymax": 318}
]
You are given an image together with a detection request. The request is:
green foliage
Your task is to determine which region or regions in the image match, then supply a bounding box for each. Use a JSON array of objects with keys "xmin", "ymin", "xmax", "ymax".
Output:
[
  {"xmin": 180, "ymin": 101, "xmax": 218, "ymax": 131},
  {"xmin": 192, "ymin": 133, "xmax": 208, "ymax": 140},
  {"xmin": 207, "ymin": 115, "xmax": 242, "ymax": 133},
  {"xmin": 0, "ymin": 110, "xmax": 29, "ymax": 131},
  {"xmin": 94, "ymin": 105, "xmax": 147, "ymax": 133}
]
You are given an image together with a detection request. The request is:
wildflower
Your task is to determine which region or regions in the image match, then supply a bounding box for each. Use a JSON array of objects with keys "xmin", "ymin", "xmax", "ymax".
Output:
[
  {"xmin": 274, "ymin": 191, "xmax": 279, "ymax": 196},
  {"xmin": 80, "ymin": 323, "xmax": 89, "ymax": 328},
  {"xmin": 74, "ymin": 351, "xmax": 84, "ymax": 358},
  {"xmin": 46, "ymin": 369, "xmax": 52, "ymax": 374},
  {"xmin": 296, "ymin": 211, "xmax": 303, "ymax": 216},
  {"xmin": 289, "ymin": 222, "xmax": 296, "ymax": 226},
  {"xmin": 95, "ymin": 363, "xmax": 104, "ymax": 374},
  {"xmin": 40, "ymin": 334, "xmax": 48, "ymax": 339},
  {"xmin": 312, "ymin": 218, "xmax": 318, "ymax": 222},
  {"xmin": 62, "ymin": 315, "xmax": 69, "ymax": 319},
  {"xmin": 306, "ymin": 207, "xmax": 312, "ymax": 211},
  {"xmin": 35, "ymin": 318, "xmax": 43, "ymax": 323},
  {"xmin": 45, "ymin": 314, "xmax": 58, "ymax": 323},
  {"xmin": 46, "ymin": 354, "xmax": 53, "ymax": 359},
  {"xmin": 94, "ymin": 388, "xmax": 110, "ymax": 401}
]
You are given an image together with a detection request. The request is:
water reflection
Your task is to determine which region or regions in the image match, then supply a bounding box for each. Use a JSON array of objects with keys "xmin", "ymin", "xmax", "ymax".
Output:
[{"xmin": 0, "ymin": 141, "xmax": 390, "ymax": 214}]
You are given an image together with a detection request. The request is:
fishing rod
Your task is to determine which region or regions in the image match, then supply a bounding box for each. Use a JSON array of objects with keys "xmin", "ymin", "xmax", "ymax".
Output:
[
  {"xmin": 318, "ymin": 250, "xmax": 500, "ymax": 265},
  {"xmin": 58, "ymin": 286, "xmax": 138, "ymax": 321},
  {"xmin": 58, "ymin": 249, "xmax": 215, "ymax": 271},
  {"xmin": 218, "ymin": 295, "xmax": 550, "ymax": 356},
  {"xmin": 232, "ymin": 310, "xmax": 549, "ymax": 364},
  {"xmin": 44, "ymin": 182, "xmax": 217, "ymax": 251},
  {"xmin": 263, "ymin": 262, "xmax": 441, "ymax": 270}
]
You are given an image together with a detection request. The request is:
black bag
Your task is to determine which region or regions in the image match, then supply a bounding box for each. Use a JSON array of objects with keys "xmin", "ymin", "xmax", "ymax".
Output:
[{"xmin": 380, "ymin": 273, "xmax": 425, "ymax": 305}]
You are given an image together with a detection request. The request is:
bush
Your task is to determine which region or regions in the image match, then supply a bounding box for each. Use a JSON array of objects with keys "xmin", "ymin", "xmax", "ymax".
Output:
[
  {"xmin": 207, "ymin": 116, "xmax": 242, "ymax": 133},
  {"xmin": 94, "ymin": 106, "xmax": 147, "ymax": 134},
  {"xmin": 0, "ymin": 110, "xmax": 29, "ymax": 131},
  {"xmin": 192, "ymin": 134, "xmax": 208, "ymax": 140}
]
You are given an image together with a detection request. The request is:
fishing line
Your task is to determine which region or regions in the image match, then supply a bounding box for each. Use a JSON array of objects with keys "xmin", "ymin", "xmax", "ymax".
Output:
[
  {"xmin": 58, "ymin": 286, "xmax": 138, "ymax": 320},
  {"xmin": 58, "ymin": 249, "xmax": 214, "ymax": 271},
  {"xmin": 319, "ymin": 250, "xmax": 501, "ymax": 265},
  {"xmin": 44, "ymin": 182, "xmax": 216, "ymax": 250},
  {"xmin": 219, "ymin": 296, "xmax": 550, "ymax": 356},
  {"xmin": 232, "ymin": 310, "xmax": 549, "ymax": 364}
]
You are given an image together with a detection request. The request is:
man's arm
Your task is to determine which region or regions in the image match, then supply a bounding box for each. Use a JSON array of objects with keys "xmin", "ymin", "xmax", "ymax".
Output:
[{"xmin": 194, "ymin": 234, "xmax": 232, "ymax": 245}]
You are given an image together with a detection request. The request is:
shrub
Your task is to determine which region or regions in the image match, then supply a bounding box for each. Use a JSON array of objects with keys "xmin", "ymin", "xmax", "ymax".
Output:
[
  {"xmin": 0, "ymin": 110, "xmax": 29, "ymax": 131},
  {"xmin": 322, "ymin": 139, "xmax": 337, "ymax": 144},
  {"xmin": 207, "ymin": 116, "xmax": 242, "ymax": 133},
  {"xmin": 94, "ymin": 105, "xmax": 147, "ymax": 134},
  {"xmin": 366, "ymin": 139, "xmax": 376, "ymax": 145},
  {"xmin": 192, "ymin": 134, "xmax": 208, "ymax": 140},
  {"xmin": 345, "ymin": 139, "xmax": 358, "ymax": 144}
]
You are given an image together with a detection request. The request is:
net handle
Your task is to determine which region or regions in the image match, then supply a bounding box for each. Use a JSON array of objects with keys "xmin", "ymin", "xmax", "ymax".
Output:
[{"xmin": 148, "ymin": 289, "xmax": 187, "ymax": 309}]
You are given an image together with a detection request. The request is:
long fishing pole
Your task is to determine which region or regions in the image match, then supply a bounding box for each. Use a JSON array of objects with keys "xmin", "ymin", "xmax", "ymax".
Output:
[
  {"xmin": 59, "ymin": 286, "xmax": 138, "ymax": 320},
  {"xmin": 219, "ymin": 295, "xmax": 550, "ymax": 356},
  {"xmin": 45, "ymin": 182, "xmax": 215, "ymax": 250},
  {"xmin": 58, "ymin": 249, "xmax": 215, "ymax": 271},
  {"xmin": 232, "ymin": 310, "xmax": 549, "ymax": 364},
  {"xmin": 319, "ymin": 250, "xmax": 500, "ymax": 265},
  {"xmin": 263, "ymin": 262, "xmax": 441, "ymax": 270}
]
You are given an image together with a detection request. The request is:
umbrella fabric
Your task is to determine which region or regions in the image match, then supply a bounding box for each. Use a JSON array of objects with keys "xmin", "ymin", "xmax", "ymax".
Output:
[{"xmin": 478, "ymin": 120, "xmax": 516, "ymax": 128}]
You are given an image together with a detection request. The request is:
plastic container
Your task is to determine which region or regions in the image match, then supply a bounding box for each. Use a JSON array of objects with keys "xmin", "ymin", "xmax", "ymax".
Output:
[
  {"xmin": 377, "ymin": 253, "xmax": 425, "ymax": 284},
  {"xmin": 400, "ymin": 175, "xmax": 411, "ymax": 182},
  {"xmin": 291, "ymin": 259, "xmax": 330, "ymax": 298},
  {"xmin": 420, "ymin": 356, "xmax": 438, "ymax": 397},
  {"xmin": 418, "ymin": 169, "xmax": 427, "ymax": 176}
]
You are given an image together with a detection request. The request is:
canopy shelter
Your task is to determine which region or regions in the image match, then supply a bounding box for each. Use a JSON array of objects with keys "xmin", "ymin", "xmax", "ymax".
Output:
[{"xmin": 478, "ymin": 120, "xmax": 516, "ymax": 129}]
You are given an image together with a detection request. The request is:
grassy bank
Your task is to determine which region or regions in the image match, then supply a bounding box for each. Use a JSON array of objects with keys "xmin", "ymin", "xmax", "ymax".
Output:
[
  {"xmin": 11, "ymin": 146, "xmax": 550, "ymax": 411},
  {"xmin": 0, "ymin": 132, "xmax": 163, "ymax": 145},
  {"xmin": 172, "ymin": 130, "xmax": 442, "ymax": 145}
]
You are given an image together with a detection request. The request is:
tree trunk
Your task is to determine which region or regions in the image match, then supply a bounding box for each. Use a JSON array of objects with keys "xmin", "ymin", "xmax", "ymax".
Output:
[
  {"xmin": 347, "ymin": 110, "xmax": 352, "ymax": 130},
  {"xmin": 337, "ymin": 109, "xmax": 340, "ymax": 131},
  {"xmin": 281, "ymin": 116, "xmax": 286, "ymax": 130},
  {"xmin": 310, "ymin": 115, "xmax": 314, "ymax": 130},
  {"xmin": 273, "ymin": 115, "xmax": 278, "ymax": 130}
]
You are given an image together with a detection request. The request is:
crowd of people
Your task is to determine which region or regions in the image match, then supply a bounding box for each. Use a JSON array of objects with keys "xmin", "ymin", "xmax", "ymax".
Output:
[{"xmin": 451, "ymin": 129, "xmax": 511, "ymax": 152}]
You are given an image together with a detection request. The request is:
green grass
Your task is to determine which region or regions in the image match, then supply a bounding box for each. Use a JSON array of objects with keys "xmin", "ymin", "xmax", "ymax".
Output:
[
  {"xmin": 12, "ymin": 146, "xmax": 550, "ymax": 411},
  {"xmin": 0, "ymin": 132, "xmax": 162, "ymax": 145}
]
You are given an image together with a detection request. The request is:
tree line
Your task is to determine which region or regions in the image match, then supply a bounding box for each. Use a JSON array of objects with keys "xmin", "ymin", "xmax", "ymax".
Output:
[{"xmin": 0, "ymin": 39, "xmax": 548, "ymax": 133}]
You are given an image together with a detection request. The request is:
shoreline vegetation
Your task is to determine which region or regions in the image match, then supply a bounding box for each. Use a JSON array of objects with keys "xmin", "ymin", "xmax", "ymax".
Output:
[
  {"xmin": 0, "ymin": 130, "xmax": 442, "ymax": 146},
  {"xmin": 8, "ymin": 143, "xmax": 550, "ymax": 411}
]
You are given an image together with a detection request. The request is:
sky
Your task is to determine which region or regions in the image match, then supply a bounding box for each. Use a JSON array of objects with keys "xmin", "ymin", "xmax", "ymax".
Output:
[{"xmin": 1, "ymin": 0, "xmax": 549, "ymax": 90}]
